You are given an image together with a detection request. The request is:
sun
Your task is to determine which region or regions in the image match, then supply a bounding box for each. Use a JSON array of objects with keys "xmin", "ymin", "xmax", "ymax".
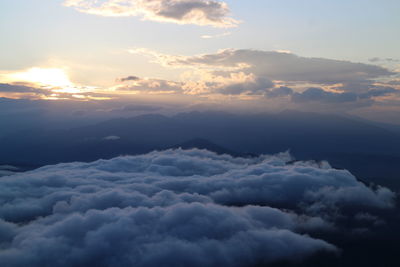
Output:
[
  {"xmin": 8, "ymin": 67, "xmax": 73, "ymax": 88},
  {"xmin": 1, "ymin": 67, "xmax": 102, "ymax": 97}
]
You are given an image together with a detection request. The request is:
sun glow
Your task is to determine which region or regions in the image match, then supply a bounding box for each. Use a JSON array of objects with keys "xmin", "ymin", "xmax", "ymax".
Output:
[
  {"xmin": 0, "ymin": 67, "xmax": 115, "ymax": 100},
  {"xmin": 7, "ymin": 67, "xmax": 73, "ymax": 88}
]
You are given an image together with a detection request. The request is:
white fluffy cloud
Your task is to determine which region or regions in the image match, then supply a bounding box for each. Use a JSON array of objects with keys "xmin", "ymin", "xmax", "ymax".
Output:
[
  {"xmin": 64, "ymin": 0, "xmax": 238, "ymax": 27},
  {"xmin": 0, "ymin": 149, "xmax": 395, "ymax": 266}
]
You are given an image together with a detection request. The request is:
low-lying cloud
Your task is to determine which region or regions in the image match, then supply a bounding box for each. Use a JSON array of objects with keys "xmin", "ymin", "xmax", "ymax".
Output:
[
  {"xmin": 0, "ymin": 149, "xmax": 395, "ymax": 266},
  {"xmin": 0, "ymin": 165, "xmax": 19, "ymax": 177}
]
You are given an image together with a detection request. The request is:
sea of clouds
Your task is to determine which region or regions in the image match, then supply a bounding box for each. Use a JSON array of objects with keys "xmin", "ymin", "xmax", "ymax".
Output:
[{"xmin": 0, "ymin": 149, "xmax": 395, "ymax": 266}]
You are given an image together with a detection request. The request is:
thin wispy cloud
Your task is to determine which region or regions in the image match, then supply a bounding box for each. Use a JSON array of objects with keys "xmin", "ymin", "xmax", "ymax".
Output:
[{"xmin": 201, "ymin": 31, "xmax": 231, "ymax": 39}]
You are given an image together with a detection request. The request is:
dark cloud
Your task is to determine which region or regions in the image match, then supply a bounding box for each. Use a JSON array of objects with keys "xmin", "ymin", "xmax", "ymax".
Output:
[
  {"xmin": 0, "ymin": 83, "xmax": 116, "ymax": 100},
  {"xmin": 292, "ymin": 88, "xmax": 358, "ymax": 103},
  {"xmin": 155, "ymin": 0, "xmax": 230, "ymax": 23},
  {"xmin": 265, "ymin": 86, "xmax": 294, "ymax": 98},
  {"xmin": 111, "ymin": 104, "xmax": 163, "ymax": 113},
  {"xmin": 291, "ymin": 86, "xmax": 399, "ymax": 104},
  {"xmin": 358, "ymin": 86, "xmax": 398, "ymax": 99},
  {"xmin": 369, "ymin": 57, "xmax": 381, "ymax": 63},
  {"xmin": 0, "ymin": 149, "xmax": 395, "ymax": 266},
  {"xmin": 0, "ymin": 83, "xmax": 43, "ymax": 93},
  {"xmin": 386, "ymin": 80, "xmax": 400, "ymax": 86},
  {"xmin": 332, "ymin": 82, "xmax": 399, "ymax": 93},
  {"xmin": 369, "ymin": 57, "xmax": 400, "ymax": 63},
  {"xmin": 117, "ymin": 76, "xmax": 140, "ymax": 82}
]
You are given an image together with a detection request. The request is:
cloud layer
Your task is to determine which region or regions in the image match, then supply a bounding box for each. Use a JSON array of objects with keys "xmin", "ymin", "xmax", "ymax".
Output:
[
  {"xmin": 2, "ymin": 49, "xmax": 398, "ymax": 112},
  {"xmin": 64, "ymin": 0, "xmax": 238, "ymax": 27},
  {"xmin": 123, "ymin": 48, "xmax": 400, "ymax": 110},
  {"xmin": 0, "ymin": 149, "xmax": 395, "ymax": 266},
  {"xmin": 137, "ymin": 48, "xmax": 395, "ymax": 85}
]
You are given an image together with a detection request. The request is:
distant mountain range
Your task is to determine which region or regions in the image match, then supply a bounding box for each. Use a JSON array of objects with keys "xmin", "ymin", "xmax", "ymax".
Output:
[{"xmin": 1, "ymin": 110, "xmax": 399, "ymax": 189}]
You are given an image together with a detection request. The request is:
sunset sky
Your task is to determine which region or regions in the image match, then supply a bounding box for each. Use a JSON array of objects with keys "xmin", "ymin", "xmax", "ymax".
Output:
[{"xmin": 1, "ymin": 0, "xmax": 399, "ymax": 122}]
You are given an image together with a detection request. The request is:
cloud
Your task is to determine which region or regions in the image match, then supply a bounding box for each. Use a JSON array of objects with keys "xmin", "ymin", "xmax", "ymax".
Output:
[
  {"xmin": 201, "ymin": 31, "xmax": 231, "ymax": 39},
  {"xmin": 214, "ymin": 74, "xmax": 274, "ymax": 95},
  {"xmin": 0, "ymin": 149, "xmax": 395, "ymax": 266},
  {"xmin": 64, "ymin": 0, "xmax": 239, "ymax": 27},
  {"xmin": 181, "ymin": 72, "xmax": 274, "ymax": 95},
  {"xmin": 0, "ymin": 165, "xmax": 19, "ymax": 171},
  {"xmin": 0, "ymin": 83, "xmax": 43, "ymax": 93},
  {"xmin": 387, "ymin": 79, "xmax": 400, "ymax": 86},
  {"xmin": 0, "ymin": 67, "xmax": 112, "ymax": 100},
  {"xmin": 116, "ymin": 75, "xmax": 140, "ymax": 82},
  {"xmin": 126, "ymin": 48, "xmax": 399, "ymax": 106},
  {"xmin": 116, "ymin": 77, "xmax": 184, "ymax": 94},
  {"xmin": 0, "ymin": 165, "xmax": 19, "ymax": 177},
  {"xmin": 265, "ymin": 86, "xmax": 293, "ymax": 98},
  {"xmin": 110, "ymin": 104, "xmax": 163, "ymax": 112},
  {"xmin": 114, "ymin": 72, "xmax": 398, "ymax": 105},
  {"xmin": 369, "ymin": 57, "xmax": 381, "ymax": 63},
  {"xmin": 116, "ymin": 73, "xmax": 274, "ymax": 95},
  {"xmin": 0, "ymin": 81, "xmax": 112, "ymax": 100},
  {"xmin": 369, "ymin": 57, "xmax": 400, "ymax": 63},
  {"xmin": 291, "ymin": 86, "xmax": 399, "ymax": 104},
  {"xmin": 138, "ymin": 49, "xmax": 395, "ymax": 85},
  {"xmin": 292, "ymin": 88, "xmax": 358, "ymax": 103},
  {"xmin": 103, "ymin": 135, "xmax": 121, "ymax": 140},
  {"xmin": 0, "ymin": 83, "xmax": 58, "ymax": 100},
  {"xmin": 0, "ymin": 205, "xmax": 334, "ymax": 267}
]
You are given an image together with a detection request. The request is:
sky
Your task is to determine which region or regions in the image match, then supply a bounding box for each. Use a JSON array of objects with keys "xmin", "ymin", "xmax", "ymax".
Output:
[{"xmin": 1, "ymin": 0, "xmax": 400, "ymax": 122}]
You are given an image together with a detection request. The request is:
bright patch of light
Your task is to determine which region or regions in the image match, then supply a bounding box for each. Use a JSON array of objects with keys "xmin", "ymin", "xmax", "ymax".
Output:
[{"xmin": 8, "ymin": 68, "xmax": 72, "ymax": 88}]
